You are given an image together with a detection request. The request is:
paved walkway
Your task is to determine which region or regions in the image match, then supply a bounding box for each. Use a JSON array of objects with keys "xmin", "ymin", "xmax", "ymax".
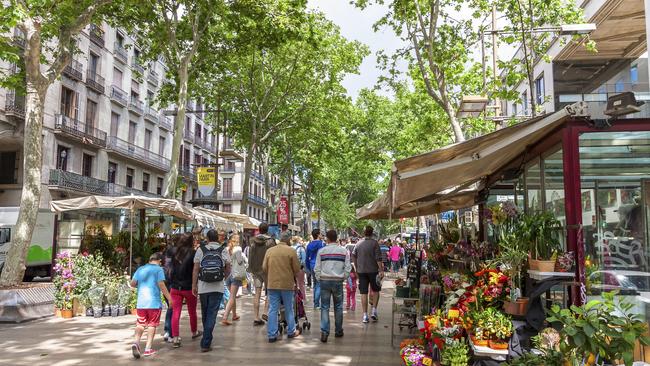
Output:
[{"xmin": 1, "ymin": 279, "xmax": 402, "ymax": 366}]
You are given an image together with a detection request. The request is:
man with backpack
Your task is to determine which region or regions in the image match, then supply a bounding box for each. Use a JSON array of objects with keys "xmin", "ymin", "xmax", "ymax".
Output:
[
  {"xmin": 192, "ymin": 229, "xmax": 231, "ymax": 353},
  {"xmin": 248, "ymin": 222, "xmax": 276, "ymax": 326}
]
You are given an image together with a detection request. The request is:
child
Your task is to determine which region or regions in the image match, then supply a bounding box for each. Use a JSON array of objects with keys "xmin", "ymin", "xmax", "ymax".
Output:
[
  {"xmin": 346, "ymin": 267, "xmax": 357, "ymax": 311},
  {"xmin": 130, "ymin": 252, "xmax": 172, "ymax": 359}
]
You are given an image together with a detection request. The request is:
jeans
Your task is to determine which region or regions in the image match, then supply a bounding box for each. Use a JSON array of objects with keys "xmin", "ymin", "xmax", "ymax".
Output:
[
  {"xmin": 170, "ymin": 288, "xmax": 197, "ymax": 337},
  {"xmin": 320, "ymin": 280, "xmax": 343, "ymax": 335},
  {"xmin": 163, "ymin": 303, "xmax": 173, "ymax": 335},
  {"xmin": 312, "ymin": 273, "xmax": 321, "ymax": 308},
  {"xmin": 199, "ymin": 291, "xmax": 224, "ymax": 349},
  {"xmin": 306, "ymin": 269, "xmax": 312, "ymax": 287},
  {"xmin": 267, "ymin": 289, "xmax": 296, "ymax": 339}
]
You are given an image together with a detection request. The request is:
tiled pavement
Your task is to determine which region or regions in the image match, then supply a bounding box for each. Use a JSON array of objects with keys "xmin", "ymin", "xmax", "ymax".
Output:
[{"xmin": 0, "ymin": 279, "xmax": 404, "ymax": 366}]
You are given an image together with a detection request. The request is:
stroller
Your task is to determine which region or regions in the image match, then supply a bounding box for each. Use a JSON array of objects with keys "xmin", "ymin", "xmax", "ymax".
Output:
[{"xmin": 278, "ymin": 286, "xmax": 311, "ymax": 335}]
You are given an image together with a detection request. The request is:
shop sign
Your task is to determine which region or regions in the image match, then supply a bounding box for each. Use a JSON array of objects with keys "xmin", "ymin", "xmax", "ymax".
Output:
[
  {"xmin": 277, "ymin": 196, "xmax": 289, "ymax": 224},
  {"xmin": 197, "ymin": 167, "xmax": 216, "ymax": 196}
]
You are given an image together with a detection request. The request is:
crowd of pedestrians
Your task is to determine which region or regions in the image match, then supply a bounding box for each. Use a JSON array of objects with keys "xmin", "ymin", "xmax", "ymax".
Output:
[{"xmin": 128, "ymin": 224, "xmax": 395, "ymax": 358}]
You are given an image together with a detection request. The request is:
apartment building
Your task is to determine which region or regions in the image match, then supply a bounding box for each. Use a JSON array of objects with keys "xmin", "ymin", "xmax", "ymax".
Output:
[{"xmin": 501, "ymin": 0, "xmax": 649, "ymax": 120}]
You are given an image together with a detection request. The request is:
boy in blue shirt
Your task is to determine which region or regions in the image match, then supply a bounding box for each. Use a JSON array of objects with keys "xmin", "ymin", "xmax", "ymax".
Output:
[
  {"xmin": 306, "ymin": 229, "xmax": 325, "ymax": 309},
  {"xmin": 130, "ymin": 252, "xmax": 172, "ymax": 358}
]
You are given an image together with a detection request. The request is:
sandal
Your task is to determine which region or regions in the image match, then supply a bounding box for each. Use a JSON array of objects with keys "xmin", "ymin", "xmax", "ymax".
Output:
[
  {"xmin": 261, "ymin": 314, "xmax": 268, "ymax": 322},
  {"xmin": 232, "ymin": 316, "xmax": 240, "ymax": 321},
  {"xmin": 253, "ymin": 320, "xmax": 265, "ymax": 326},
  {"xmin": 191, "ymin": 331, "xmax": 203, "ymax": 340},
  {"xmin": 220, "ymin": 320, "xmax": 232, "ymax": 326}
]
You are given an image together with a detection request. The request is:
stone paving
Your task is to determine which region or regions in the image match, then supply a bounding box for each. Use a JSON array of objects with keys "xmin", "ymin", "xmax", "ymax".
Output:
[{"xmin": 0, "ymin": 279, "xmax": 404, "ymax": 366}]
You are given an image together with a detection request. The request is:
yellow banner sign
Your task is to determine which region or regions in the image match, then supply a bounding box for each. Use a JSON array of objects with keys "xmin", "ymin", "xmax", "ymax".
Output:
[{"xmin": 197, "ymin": 167, "xmax": 216, "ymax": 196}]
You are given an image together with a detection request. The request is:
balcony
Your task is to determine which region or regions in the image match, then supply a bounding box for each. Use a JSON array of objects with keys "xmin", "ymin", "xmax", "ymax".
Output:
[
  {"xmin": 62, "ymin": 59, "xmax": 83, "ymax": 81},
  {"xmin": 220, "ymin": 147, "xmax": 244, "ymax": 162},
  {"xmin": 108, "ymin": 183, "xmax": 158, "ymax": 198},
  {"xmin": 114, "ymin": 42, "xmax": 128, "ymax": 64},
  {"xmin": 4, "ymin": 92, "xmax": 25, "ymax": 120},
  {"xmin": 179, "ymin": 166, "xmax": 197, "ymax": 181},
  {"xmin": 147, "ymin": 69, "xmax": 159, "ymax": 86},
  {"xmin": 219, "ymin": 165, "xmax": 242, "ymax": 173},
  {"xmin": 89, "ymin": 24, "xmax": 105, "ymax": 47},
  {"xmin": 218, "ymin": 192, "xmax": 243, "ymax": 201},
  {"xmin": 129, "ymin": 97, "xmax": 144, "ymax": 116},
  {"xmin": 248, "ymin": 193, "xmax": 268, "ymax": 206},
  {"xmin": 54, "ymin": 114, "xmax": 107, "ymax": 147},
  {"xmin": 159, "ymin": 114, "xmax": 173, "ymax": 131},
  {"xmin": 110, "ymin": 85, "xmax": 128, "ymax": 106},
  {"xmin": 85, "ymin": 70, "xmax": 105, "ymax": 94},
  {"xmin": 49, "ymin": 169, "xmax": 109, "ymax": 195},
  {"xmin": 144, "ymin": 106, "xmax": 159, "ymax": 123},
  {"xmin": 251, "ymin": 170, "xmax": 264, "ymax": 182},
  {"xmin": 131, "ymin": 56, "xmax": 144, "ymax": 74},
  {"xmin": 183, "ymin": 129, "xmax": 193, "ymax": 142},
  {"xmin": 106, "ymin": 136, "xmax": 171, "ymax": 171}
]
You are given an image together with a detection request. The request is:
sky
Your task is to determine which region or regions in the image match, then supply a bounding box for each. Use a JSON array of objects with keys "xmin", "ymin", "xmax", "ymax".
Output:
[{"xmin": 307, "ymin": 0, "xmax": 406, "ymax": 98}]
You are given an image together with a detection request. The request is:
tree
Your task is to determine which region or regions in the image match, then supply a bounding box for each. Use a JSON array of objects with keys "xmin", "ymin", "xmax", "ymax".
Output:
[
  {"xmin": 213, "ymin": 11, "xmax": 367, "ymax": 215},
  {"xmin": 0, "ymin": 0, "xmax": 116, "ymax": 286}
]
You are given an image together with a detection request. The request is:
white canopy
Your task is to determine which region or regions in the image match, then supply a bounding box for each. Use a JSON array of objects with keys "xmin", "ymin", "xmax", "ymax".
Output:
[{"xmin": 50, "ymin": 195, "xmax": 194, "ymax": 220}]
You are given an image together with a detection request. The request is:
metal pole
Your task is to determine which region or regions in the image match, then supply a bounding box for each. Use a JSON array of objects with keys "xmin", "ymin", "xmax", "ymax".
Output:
[
  {"xmin": 129, "ymin": 208, "xmax": 133, "ymax": 275},
  {"xmin": 492, "ymin": 5, "xmax": 502, "ymax": 127}
]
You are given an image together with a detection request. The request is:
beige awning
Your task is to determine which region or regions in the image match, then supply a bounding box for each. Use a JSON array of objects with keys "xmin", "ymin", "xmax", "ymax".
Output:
[
  {"xmin": 191, "ymin": 207, "xmax": 254, "ymax": 230},
  {"xmin": 50, "ymin": 195, "xmax": 194, "ymax": 220},
  {"xmin": 190, "ymin": 208, "xmax": 242, "ymax": 231}
]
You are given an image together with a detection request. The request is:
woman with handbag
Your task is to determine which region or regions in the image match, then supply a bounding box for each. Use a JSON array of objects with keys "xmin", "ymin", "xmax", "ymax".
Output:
[{"xmin": 221, "ymin": 233, "xmax": 247, "ymax": 325}]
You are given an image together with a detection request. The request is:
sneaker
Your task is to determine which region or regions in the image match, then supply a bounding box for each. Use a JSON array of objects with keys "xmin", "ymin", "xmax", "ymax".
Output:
[
  {"xmin": 362, "ymin": 314, "xmax": 370, "ymax": 323},
  {"xmin": 162, "ymin": 332, "xmax": 171, "ymax": 343},
  {"xmin": 131, "ymin": 343, "xmax": 141, "ymax": 359},
  {"xmin": 173, "ymin": 337, "xmax": 181, "ymax": 348},
  {"xmin": 143, "ymin": 349, "xmax": 157, "ymax": 357},
  {"xmin": 335, "ymin": 331, "xmax": 344, "ymax": 338},
  {"xmin": 191, "ymin": 330, "xmax": 203, "ymax": 340},
  {"xmin": 320, "ymin": 332, "xmax": 328, "ymax": 343},
  {"xmin": 288, "ymin": 329, "xmax": 301, "ymax": 339},
  {"xmin": 253, "ymin": 319, "xmax": 265, "ymax": 326},
  {"xmin": 371, "ymin": 308, "xmax": 378, "ymax": 322},
  {"xmin": 268, "ymin": 337, "xmax": 278, "ymax": 343}
]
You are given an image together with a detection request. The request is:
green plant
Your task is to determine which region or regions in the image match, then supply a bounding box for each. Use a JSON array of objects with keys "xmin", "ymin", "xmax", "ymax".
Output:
[
  {"xmin": 547, "ymin": 291, "xmax": 650, "ymax": 366},
  {"xmin": 441, "ymin": 339, "xmax": 470, "ymax": 366},
  {"xmin": 128, "ymin": 288, "xmax": 137, "ymax": 310},
  {"xmin": 482, "ymin": 308, "xmax": 513, "ymax": 340},
  {"xmin": 72, "ymin": 254, "xmax": 110, "ymax": 306},
  {"xmin": 439, "ymin": 216, "xmax": 460, "ymax": 244},
  {"xmin": 505, "ymin": 350, "xmax": 563, "ymax": 366},
  {"xmin": 489, "ymin": 242, "xmax": 528, "ymax": 299},
  {"xmin": 518, "ymin": 212, "xmax": 562, "ymax": 260}
]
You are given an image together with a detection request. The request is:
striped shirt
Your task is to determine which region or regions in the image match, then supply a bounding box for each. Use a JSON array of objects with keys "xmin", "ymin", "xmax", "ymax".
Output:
[{"xmin": 314, "ymin": 242, "xmax": 351, "ymax": 282}]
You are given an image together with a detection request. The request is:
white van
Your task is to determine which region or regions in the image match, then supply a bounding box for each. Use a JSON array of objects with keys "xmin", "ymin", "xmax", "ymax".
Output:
[{"xmin": 0, "ymin": 208, "xmax": 56, "ymax": 281}]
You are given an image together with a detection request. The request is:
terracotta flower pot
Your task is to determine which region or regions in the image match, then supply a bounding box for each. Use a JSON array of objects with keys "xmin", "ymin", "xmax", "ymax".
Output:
[
  {"xmin": 60, "ymin": 309, "xmax": 74, "ymax": 319},
  {"xmin": 488, "ymin": 340, "xmax": 509, "ymax": 350},
  {"xmin": 516, "ymin": 297, "xmax": 529, "ymax": 314},
  {"xmin": 470, "ymin": 335, "xmax": 488, "ymax": 347},
  {"xmin": 503, "ymin": 300, "xmax": 525, "ymax": 316},
  {"xmin": 529, "ymin": 258, "xmax": 556, "ymax": 272}
]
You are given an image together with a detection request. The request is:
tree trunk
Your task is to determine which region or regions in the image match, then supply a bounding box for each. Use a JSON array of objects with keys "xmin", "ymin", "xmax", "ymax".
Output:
[
  {"xmin": 0, "ymin": 31, "xmax": 47, "ymax": 285},
  {"xmin": 262, "ymin": 148, "xmax": 272, "ymax": 222},
  {"xmin": 240, "ymin": 140, "xmax": 255, "ymax": 215},
  {"xmin": 446, "ymin": 107, "xmax": 465, "ymax": 143},
  {"xmin": 163, "ymin": 61, "xmax": 190, "ymax": 198}
]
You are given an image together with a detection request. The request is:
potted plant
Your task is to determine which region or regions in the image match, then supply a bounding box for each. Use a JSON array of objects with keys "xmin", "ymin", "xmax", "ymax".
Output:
[
  {"xmin": 87, "ymin": 283, "xmax": 105, "ymax": 318},
  {"xmin": 53, "ymin": 252, "xmax": 76, "ymax": 318},
  {"xmin": 117, "ymin": 283, "xmax": 131, "ymax": 316},
  {"xmin": 128, "ymin": 288, "xmax": 138, "ymax": 315},
  {"xmin": 105, "ymin": 277, "xmax": 120, "ymax": 317},
  {"xmin": 441, "ymin": 339, "xmax": 469, "ymax": 366},
  {"xmin": 468, "ymin": 311, "xmax": 489, "ymax": 347},
  {"xmin": 491, "ymin": 241, "xmax": 529, "ymax": 315},
  {"xmin": 520, "ymin": 212, "xmax": 562, "ymax": 272},
  {"xmin": 483, "ymin": 308, "xmax": 512, "ymax": 350}
]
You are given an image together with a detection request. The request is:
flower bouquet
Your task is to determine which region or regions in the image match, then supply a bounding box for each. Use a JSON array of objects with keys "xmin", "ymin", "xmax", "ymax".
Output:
[
  {"xmin": 53, "ymin": 252, "xmax": 76, "ymax": 317},
  {"xmin": 482, "ymin": 308, "xmax": 512, "ymax": 350},
  {"xmin": 117, "ymin": 283, "xmax": 131, "ymax": 316},
  {"xmin": 400, "ymin": 344, "xmax": 431, "ymax": 366},
  {"xmin": 474, "ymin": 268, "xmax": 509, "ymax": 307}
]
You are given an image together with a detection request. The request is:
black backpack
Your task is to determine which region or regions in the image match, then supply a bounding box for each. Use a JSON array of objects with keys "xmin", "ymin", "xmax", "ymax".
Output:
[{"xmin": 198, "ymin": 244, "xmax": 225, "ymax": 283}]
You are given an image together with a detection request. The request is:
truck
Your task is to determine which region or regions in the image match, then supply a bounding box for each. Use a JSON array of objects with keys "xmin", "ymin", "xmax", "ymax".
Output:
[{"xmin": 0, "ymin": 208, "xmax": 56, "ymax": 281}]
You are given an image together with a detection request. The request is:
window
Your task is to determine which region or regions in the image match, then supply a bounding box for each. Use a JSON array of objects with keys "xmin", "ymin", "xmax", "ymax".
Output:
[
  {"xmin": 185, "ymin": 117, "xmax": 191, "ymax": 133},
  {"xmin": 110, "ymin": 112, "xmax": 119, "ymax": 137},
  {"xmin": 222, "ymin": 204, "xmax": 232, "ymax": 213},
  {"xmin": 144, "ymin": 129, "xmax": 152, "ymax": 150},
  {"xmin": 108, "ymin": 162, "xmax": 117, "ymax": 183},
  {"xmin": 112, "ymin": 67, "xmax": 122, "ymax": 87},
  {"xmin": 631, "ymin": 66, "xmax": 638, "ymax": 84},
  {"xmin": 0, "ymin": 151, "xmax": 17, "ymax": 184},
  {"xmin": 60, "ymin": 87, "xmax": 78, "ymax": 119},
  {"xmin": 89, "ymin": 52, "xmax": 99, "ymax": 75},
  {"xmin": 615, "ymin": 78, "xmax": 625, "ymax": 93},
  {"xmin": 128, "ymin": 121, "xmax": 137, "ymax": 144},
  {"xmin": 142, "ymin": 172, "xmax": 150, "ymax": 192},
  {"xmin": 86, "ymin": 99, "xmax": 98, "ymax": 129},
  {"xmin": 194, "ymin": 153, "xmax": 201, "ymax": 164},
  {"xmin": 522, "ymin": 91, "xmax": 528, "ymax": 115},
  {"xmin": 512, "ymin": 103, "xmax": 518, "ymax": 116},
  {"xmin": 131, "ymin": 79, "xmax": 140, "ymax": 94},
  {"xmin": 126, "ymin": 168, "xmax": 134, "ymax": 188},
  {"xmin": 227, "ymin": 161, "xmax": 235, "ymax": 171},
  {"xmin": 203, "ymin": 127, "xmax": 208, "ymax": 143},
  {"xmin": 159, "ymin": 136, "xmax": 166, "ymax": 156},
  {"xmin": 116, "ymin": 32, "xmax": 124, "ymax": 47},
  {"xmin": 82, "ymin": 154, "xmax": 93, "ymax": 177},
  {"xmin": 147, "ymin": 90, "xmax": 154, "ymax": 104},
  {"xmin": 223, "ymin": 178, "xmax": 233, "ymax": 198},
  {"xmin": 535, "ymin": 75, "xmax": 544, "ymax": 106},
  {"xmin": 157, "ymin": 177, "xmax": 163, "ymax": 195},
  {"xmin": 56, "ymin": 146, "xmax": 70, "ymax": 171},
  {"xmin": 195, "ymin": 123, "xmax": 201, "ymax": 139},
  {"xmin": 184, "ymin": 148, "xmax": 190, "ymax": 167}
]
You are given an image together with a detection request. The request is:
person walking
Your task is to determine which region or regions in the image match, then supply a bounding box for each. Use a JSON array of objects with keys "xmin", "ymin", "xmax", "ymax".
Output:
[
  {"xmin": 192, "ymin": 229, "xmax": 230, "ymax": 353},
  {"xmin": 130, "ymin": 253, "xmax": 172, "ymax": 359},
  {"xmin": 389, "ymin": 243, "xmax": 402, "ymax": 274},
  {"xmin": 248, "ymin": 222, "xmax": 276, "ymax": 326},
  {"xmin": 292, "ymin": 236, "xmax": 307, "ymax": 301},
  {"xmin": 352, "ymin": 226, "xmax": 384, "ymax": 324},
  {"xmin": 346, "ymin": 267, "xmax": 357, "ymax": 311},
  {"xmin": 263, "ymin": 232, "xmax": 302, "ymax": 342},
  {"xmin": 379, "ymin": 240, "xmax": 390, "ymax": 274},
  {"xmin": 169, "ymin": 233, "xmax": 201, "ymax": 348},
  {"xmin": 222, "ymin": 233, "xmax": 247, "ymax": 325},
  {"xmin": 305, "ymin": 229, "xmax": 325, "ymax": 309},
  {"xmin": 162, "ymin": 236, "xmax": 177, "ymax": 343},
  {"xmin": 314, "ymin": 230, "xmax": 350, "ymax": 342}
]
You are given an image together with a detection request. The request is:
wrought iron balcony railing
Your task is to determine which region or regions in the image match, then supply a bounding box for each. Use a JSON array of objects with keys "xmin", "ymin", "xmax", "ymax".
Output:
[
  {"xmin": 49, "ymin": 169, "xmax": 109, "ymax": 195},
  {"xmin": 63, "ymin": 59, "xmax": 83, "ymax": 81},
  {"xmin": 147, "ymin": 69, "xmax": 159, "ymax": 86},
  {"xmin": 159, "ymin": 114, "xmax": 173, "ymax": 131},
  {"xmin": 85, "ymin": 70, "xmax": 105, "ymax": 94},
  {"xmin": 4, "ymin": 91, "xmax": 25, "ymax": 120},
  {"xmin": 89, "ymin": 24, "xmax": 105, "ymax": 47},
  {"xmin": 144, "ymin": 106, "xmax": 159, "ymax": 123},
  {"xmin": 110, "ymin": 85, "xmax": 128, "ymax": 106},
  {"xmin": 54, "ymin": 114, "xmax": 107, "ymax": 146},
  {"xmin": 106, "ymin": 136, "xmax": 171, "ymax": 171},
  {"xmin": 129, "ymin": 97, "xmax": 144, "ymax": 115},
  {"xmin": 114, "ymin": 42, "xmax": 128, "ymax": 64},
  {"xmin": 248, "ymin": 193, "xmax": 268, "ymax": 206},
  {"xmin": 131, "ymin": 56, "xmax": 145, "ymax": 74}
]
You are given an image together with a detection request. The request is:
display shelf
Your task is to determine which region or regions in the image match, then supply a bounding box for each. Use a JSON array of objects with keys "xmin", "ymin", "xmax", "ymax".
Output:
[
  {"xmin": 527, "ymin": 269, "xmax": 575, "ymax": 281},
  {"xmin": 469, "ymin": 340, "xmax": 508, "ymax": 361}
]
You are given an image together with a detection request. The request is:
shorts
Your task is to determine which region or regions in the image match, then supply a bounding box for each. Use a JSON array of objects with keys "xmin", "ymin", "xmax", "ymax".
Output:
[
  {"xmin": 252, "ymin": 272, "xmax": 266, "ymax": 289},
  {"xmin": 136, "ymin": 308, "xmax": 162, "ymax": 327},
  {"xmin": 357, "ymin": 272, "xmax": 381, "ymax": 295},
  {"xmin": 226, "ymin": 275, "xmax": 243, "ymax": 288}
]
